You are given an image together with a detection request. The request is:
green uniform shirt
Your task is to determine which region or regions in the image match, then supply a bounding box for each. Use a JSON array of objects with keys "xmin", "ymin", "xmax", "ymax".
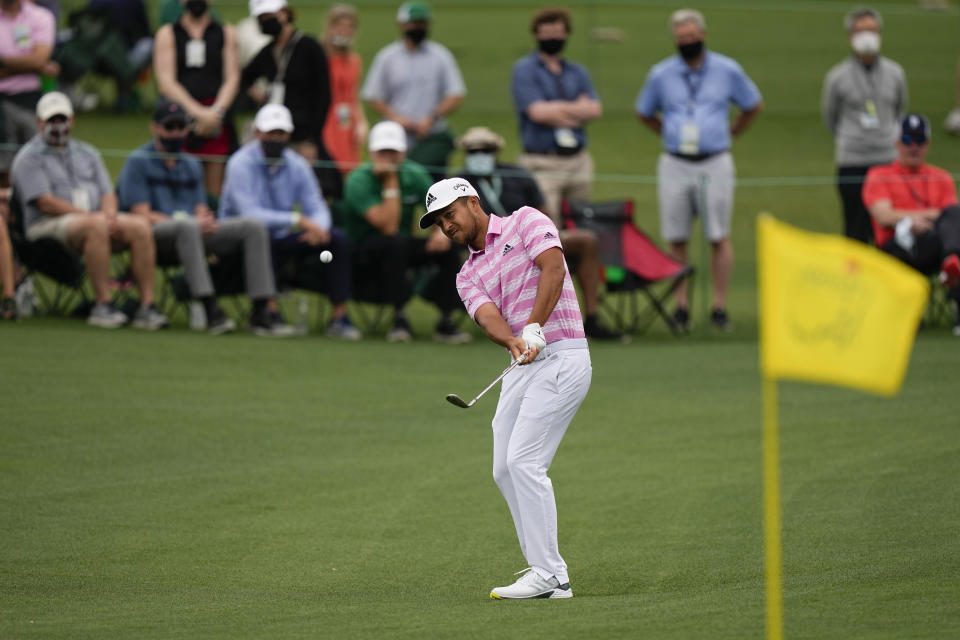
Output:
[{"xmin": 343, "ymin": 160, "xmax": 433, "ymax": 244}]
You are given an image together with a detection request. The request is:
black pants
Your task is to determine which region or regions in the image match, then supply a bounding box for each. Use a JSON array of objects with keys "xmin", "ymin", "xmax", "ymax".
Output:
[
  {"xmin": 882, "ymin": 205, "xmax": 960, "ymax": 302},
  {"xmin": 837, "ymin": 165, "xmax": 876, "ymax": 244},
  {"xmin": 271, "ymin": 228, "xmax": 353, "ymax": 305},
  {"xmin": 353, "ymin": 234, "xmax": 462, "ymax": 314}
]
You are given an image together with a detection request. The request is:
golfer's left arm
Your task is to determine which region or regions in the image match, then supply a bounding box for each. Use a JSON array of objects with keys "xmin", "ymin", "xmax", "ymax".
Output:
[{"xmin": 474, "ymin": 303, "xmax": 528, "ymax": 363}]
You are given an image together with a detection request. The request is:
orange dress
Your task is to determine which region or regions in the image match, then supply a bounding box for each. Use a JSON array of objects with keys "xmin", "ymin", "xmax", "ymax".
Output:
[{"xmin": 322, "ymin": 51, "xmax": 363, "ymax": 174}]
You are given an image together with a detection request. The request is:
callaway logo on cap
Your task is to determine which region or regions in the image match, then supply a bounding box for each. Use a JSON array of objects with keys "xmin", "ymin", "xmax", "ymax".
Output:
[{"xmin": 419, "ymin": 178, "xmax": 480, "ymax": 229}]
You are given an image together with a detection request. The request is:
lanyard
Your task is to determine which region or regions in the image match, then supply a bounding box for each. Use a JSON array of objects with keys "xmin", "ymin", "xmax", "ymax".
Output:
[
  {"xmin": 902, "ymin": 173, "xmax": 930, "ymax": 209},
  {"xmin": 683, "ymin": 68, "xmax": 703, "ymax": 116},
  {"xmin": 273, "ymin": 30, "xmax": 303, "ymax": 84}
]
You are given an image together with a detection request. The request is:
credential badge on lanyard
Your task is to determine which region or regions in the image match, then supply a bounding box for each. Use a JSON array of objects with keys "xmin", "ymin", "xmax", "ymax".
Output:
[{"xmin": 185, "ymin": 39, "xmax": 207, "ymax": 68}]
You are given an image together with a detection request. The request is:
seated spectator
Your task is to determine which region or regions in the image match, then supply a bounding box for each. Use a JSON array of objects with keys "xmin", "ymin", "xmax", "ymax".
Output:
[
  {"xmin": 10, "ymin": 92, "xmax": 169, "ymax": 329},
  {"xmin": 863, "ymin": 113, "xmax": 960, "ymax": 335},
  {"xmin": 454, "ymin": 125, "xmax": 622, "ymax": 340},
  {"xmin": 343, "ymin": 120, "xmax": 469, "ymax": 343},
  {"xmin": 117, "ymin": 99, "xmax": 293, "ymax": 336},
  {"xmin": 219, "ymin": 104, "xmax": 360, "ymax": 340},
  {"xmin": 0, "ymin": 204, "xmax": 15, "ymax": 319}
]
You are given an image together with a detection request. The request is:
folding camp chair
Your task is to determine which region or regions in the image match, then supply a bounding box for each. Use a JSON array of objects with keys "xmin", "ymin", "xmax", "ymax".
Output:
[
  {"xmin": 7, "ymin": 188, "xmax": 91, "ymax": 316},
  {"xmin": 562, "ymin": 199, "xmax": 694, "ymax": 335}
]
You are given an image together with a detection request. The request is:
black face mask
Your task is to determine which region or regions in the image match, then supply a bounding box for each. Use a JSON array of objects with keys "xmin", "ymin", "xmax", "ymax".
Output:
[
  {"xmin": 677, "ymin": 40, "xmax": 704, "ymax": 61},
  {"xmin": 404, "ymin": 28, "xmax": 428, "ymax": 45},
  {"xmin": 259, "ymin": 17, "xmax": 283, "ymax": 37},
  {"xmin": 159, "ymin": 136, "xmax": 186, "ymax": 153},
  {"xmin": 537, "ymin": 38, "xmax": 566, "ymax": 56},
  {"xmin": 262, "ymin": 140, "xmax": 286, "ymax": 160},
  {"xmin": 185, "ymin": 0, "xmax": 207, "ymax": 18}
]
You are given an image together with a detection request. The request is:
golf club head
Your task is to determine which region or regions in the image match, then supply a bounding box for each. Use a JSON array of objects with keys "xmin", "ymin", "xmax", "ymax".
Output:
[{"xmin": 445, "ymin": 393, "xmax": 473, "ymax": 409}]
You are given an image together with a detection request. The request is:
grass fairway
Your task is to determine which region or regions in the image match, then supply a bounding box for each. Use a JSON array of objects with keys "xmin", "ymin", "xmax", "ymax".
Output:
[{"xmin": 1, "ymin": 322, "xmax": 958, "ymax": 638}]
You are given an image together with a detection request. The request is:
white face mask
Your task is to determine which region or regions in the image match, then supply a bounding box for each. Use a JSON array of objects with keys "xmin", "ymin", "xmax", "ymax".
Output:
[
  {"xmin": 851, "ymin": 31, "xmax": 881, "ymax": 56},
  {"xmin": 464, "ymin": 152, "xmax": 496, "ymax": 176}
]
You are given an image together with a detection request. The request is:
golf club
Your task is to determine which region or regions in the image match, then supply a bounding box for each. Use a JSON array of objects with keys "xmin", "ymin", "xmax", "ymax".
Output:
[{"xmin": 446, "ymin": 355, "xmax": 527, "ymax": 409}]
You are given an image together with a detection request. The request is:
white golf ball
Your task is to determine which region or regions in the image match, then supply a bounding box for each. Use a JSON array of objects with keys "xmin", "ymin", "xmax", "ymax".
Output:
[{"xmin": 320, "ymin": 250, "xmax": 333, "ymax": 264}]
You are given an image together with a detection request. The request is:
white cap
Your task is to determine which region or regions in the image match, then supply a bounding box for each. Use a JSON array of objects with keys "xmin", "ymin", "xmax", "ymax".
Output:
[
  {"xmin": 368, "ymin": 121, "xmax": 407, "ymax": 152},
  {"xmin": 249, "ymin": 0, "xmax": 287, "ymax": 17},
  {"xmin": 253, "ymin": 104, "xmax": 294, "ymax": 133},
  {"xmin": 36, "ymin": 91, "xmax": 73, "ymax": 121},
  {"xmin": 419, "ymin": 178, "xmax": 479, "ymax": 229}
]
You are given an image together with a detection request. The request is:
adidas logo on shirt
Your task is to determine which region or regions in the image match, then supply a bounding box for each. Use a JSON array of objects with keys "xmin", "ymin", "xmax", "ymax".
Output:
[
  {"xmin": 502, "ymin": 243, "xmax": 515, "ymax": 256},
  {"xmin": 544, "ymin": 231, "xmax": 555, "ymax": 239}
]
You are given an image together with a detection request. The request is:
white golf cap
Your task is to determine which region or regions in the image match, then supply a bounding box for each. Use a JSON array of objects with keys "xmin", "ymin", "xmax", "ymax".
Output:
[
  {"xmin": 253, "ymin": 104, "xmax": 294, "ymax": 133},
  {"xmin": 36, "ymin": 91, "xmax": 73, "ymax": 121},
  {"xmin": 419, "ymin": 178, "xmax": 479, "ymax": 229},
  {"xmin": 249, "ymin": 0, "xmax": 287, "ymax": 17},
  {"xmin": 368, "ymin": 120, "xmax": 407, "ymax": 152}
]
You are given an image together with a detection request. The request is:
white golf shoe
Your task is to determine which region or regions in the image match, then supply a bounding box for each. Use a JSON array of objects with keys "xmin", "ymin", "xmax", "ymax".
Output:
[{"xmin": 489, "ymin": 568, "xmax": 573, "ymax": 600}]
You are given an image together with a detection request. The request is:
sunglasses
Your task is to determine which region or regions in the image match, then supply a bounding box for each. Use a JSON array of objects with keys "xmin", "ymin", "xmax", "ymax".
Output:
[
  {"xmin": 900, "ymin": 134, "xmax": 927, "ymax": 146},
  {"xmin": 161, "ymin": 120, "xmax": 188, "ymax": 132}
]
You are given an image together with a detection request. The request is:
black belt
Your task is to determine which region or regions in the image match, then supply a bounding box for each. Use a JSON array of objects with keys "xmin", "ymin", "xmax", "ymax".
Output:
[
  {"xmin": 669, "ymin": 150, "xmax": 726, "ymax": 162},
  {"xmin": 524, "ymin": 147, "xmax": 583, "ymax": 157}
]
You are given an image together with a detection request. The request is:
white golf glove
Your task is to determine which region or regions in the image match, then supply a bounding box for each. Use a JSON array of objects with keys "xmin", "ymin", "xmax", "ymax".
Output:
[{"xmin": 521, "ymin": 322, "xmax": 547, "ymax": 362}]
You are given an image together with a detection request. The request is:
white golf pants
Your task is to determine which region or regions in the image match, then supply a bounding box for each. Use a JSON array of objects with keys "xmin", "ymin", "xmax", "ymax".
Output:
[{"xmin": 491, "ymin": 345, "xmax": 592, "ymax": 585}]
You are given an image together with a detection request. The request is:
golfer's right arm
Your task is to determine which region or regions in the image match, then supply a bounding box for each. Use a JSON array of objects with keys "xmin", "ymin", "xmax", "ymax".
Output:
[{"xmin": 474, "ymin": 303, "xmax": 528, "ymax": 362}]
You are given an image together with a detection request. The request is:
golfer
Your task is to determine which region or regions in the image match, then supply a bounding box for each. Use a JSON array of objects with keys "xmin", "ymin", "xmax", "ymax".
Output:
[{"xmin": 420, "ymin": 178, "xmax": 592, "ymax": 599}]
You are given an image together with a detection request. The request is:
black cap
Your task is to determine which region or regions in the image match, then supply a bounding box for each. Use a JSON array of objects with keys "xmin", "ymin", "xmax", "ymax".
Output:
[
  {"xmin": 900, "ymin": 113, "xmax": 930, "ymax": 144},
  {"xmin": 153, "ymin": 99, "xmax": 188, "ymax": 125}
]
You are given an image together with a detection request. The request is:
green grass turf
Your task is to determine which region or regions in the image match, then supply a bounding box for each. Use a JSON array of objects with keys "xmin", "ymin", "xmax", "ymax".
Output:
[{"xmin": 1, "ymin": 321, "xmax": 958, "ymax": 638}]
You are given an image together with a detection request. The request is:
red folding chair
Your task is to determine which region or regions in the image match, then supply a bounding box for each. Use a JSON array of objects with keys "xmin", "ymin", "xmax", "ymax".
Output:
[{"xmin": 562, "ymin": 199, "xmax": 694, "ymax": 335}]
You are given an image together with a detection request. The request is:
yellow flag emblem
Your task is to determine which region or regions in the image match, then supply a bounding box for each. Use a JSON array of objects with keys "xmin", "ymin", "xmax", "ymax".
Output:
[{"xmin": 757, "ymin": 215, "xmax": 929, "ymax": 396}]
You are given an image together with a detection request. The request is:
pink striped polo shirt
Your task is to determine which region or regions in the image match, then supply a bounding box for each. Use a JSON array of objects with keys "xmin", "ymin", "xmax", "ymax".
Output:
[{"xmin": 456, "ymin": 207, "xmax": 586, "ymax": 346}]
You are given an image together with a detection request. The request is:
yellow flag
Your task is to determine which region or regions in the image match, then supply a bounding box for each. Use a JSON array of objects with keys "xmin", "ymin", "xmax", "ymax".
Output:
[{"xmin": 757, "ymin": 215, "xmax": 929, "ymax": 396}]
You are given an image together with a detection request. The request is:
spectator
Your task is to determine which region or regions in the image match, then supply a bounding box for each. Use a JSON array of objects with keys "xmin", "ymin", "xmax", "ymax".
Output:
[
  {"xmin": 219, "ymin": 104, "xmax": 360, "ymax": 340},
  {"xmin": 636, "ymin": 8, "xmax": 763, "ymax": 332},
  {"xmin": 943, "ymin": 60, "xmax": 960, "ymax": 136},
  {"xmin": 117, "ymin": 99, "xmax": 293, "ymax": 337},
  {"xmin": 510, "ymin": 7, "xmax": 602, "ymax": 222},
  {"xmin": 0, "ymin": 202, "xmax": 14, "ymax": 318},
  {"xmin": 322, "ymin": 4, "xmax": 368, "ymax": 175},
  {"xmin": 862, "ymin": 113, "xmax": 960, "ymax": 335},
  {"xmin": 0, "ymin": 0, "xmax": 56, "ymax": 190},
  {"xmin": 342, "ymin": 120, "xmax": 470, "ymax": 343},
  {"xmin": 154, "ymin": 0, "xmax": 239, "ymax": 200},
  {"xmin": 454, "ymin": 125, "xmax": 622, "ymax": 340},
  {"xmin": 242, "ymin": 0, "xmax": 340, "ymax": 200},
  {"xmin": 10, "ymin": 92, "xmax": 169, "ymax": 329},
  {"xmin": 362, "ymin": 2, "xmax": 465, "ymax": 180},
  {"xmin": 822, "ymin": 6, "xmax": 907, "ymax": 244}
]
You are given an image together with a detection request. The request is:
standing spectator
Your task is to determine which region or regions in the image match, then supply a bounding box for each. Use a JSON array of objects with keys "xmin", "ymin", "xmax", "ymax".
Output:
[
  {"xmin": 822, "ymin": 6, "xmax": 907, "ymax": 244},
  {"xmin": 635, "ymin": 8, "xmax": 762, "ymax": 331},
  {"xmin": 862, "ymin": 114, "xmax": 960, "ymax": 335},
  {"xmin": 342, "ymin": 120, "xmax": 470, "ymax": 343},
  {"xmin": 154, "ymin": 0, "xmax": 240, "ymax": 199},
  {"xmin": 942, "ymin": 61, "xmax": 960, "ymax": 136},
  {"xmin": 242, "ymin": 0, "xmax": 340, "ymax": 199},
  {"xmin": 10, "ymin": 92, "xmax": 169, "ymax": 329},
  {"xmin": 362, "ymin": 2, "xmax": 466, "ymax": 180},
  {"xmin": 117, "ymin": 99, "xmax": 294, "ymax": 337},
  {"xmin": 511, "ymin": 7, "xmax": 602, "ymax": 222},
  {"xmin": 0, "ymin": 201, "xmax": 14, "ymax": 318},
  {"xmin": 219, "ymin": 104, "xmax": 360, "ymax": 340},
  {"xmin": 454, "ymin": 125, "xmax": 621, "ymax": 340},
  {"xmin": 0, "ymin": 0, "xmax": 56, "ymax": 191},
  {"xmin": 322, "ymin": 4, "xmax": 368, "ymax": 175}
]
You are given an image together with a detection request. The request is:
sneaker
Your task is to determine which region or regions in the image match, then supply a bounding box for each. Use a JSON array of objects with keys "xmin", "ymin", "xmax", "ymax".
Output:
[
  {"xmin": 249, "ymin": 309, "xmax": 296, "ymax": 337},
  {"xmin": 710, "ymin": 307, "xmax": 732, "ymax": 332},
  {"xmin": 433, "ymin": 317, "xmax": 472, "ymax": 344},
  {"xmin": 131, "ymin": 304, "xmax": 170, "ymax": 330},
  {"xmin": 944, "ymin": 108, "xmax": 960, "ymax": 136},
  {"xmin": 387, "ymin": 316, "xmax": 413, "ymax": 343},
  {"xmin": 326, "ymin": 315, "xmax": 362, "ymax": 341},
  {"xmin": 490, "ymin": 568, "xmax": 573, "ymax": 600},
  {"xmin": 206, "ymin": 306, "xmax": 236, "ymax": 335},
  {"xmin": 1, "ymin": 297, "xmax": 17, "ymax": 320},
  {"xmin": 584, "ymin": 316, "xmax": 626, "ymax": 341},
  {"xmin": 87, "ymin": 302, "xmax": 128, "ymax": 329},
  {"xmin": 672, "ymin": 306, "xmax": 691, "ymax": 332},
  {"xmin": 938, "ymin": 254, "xmax": 960, "ymax": 289}
]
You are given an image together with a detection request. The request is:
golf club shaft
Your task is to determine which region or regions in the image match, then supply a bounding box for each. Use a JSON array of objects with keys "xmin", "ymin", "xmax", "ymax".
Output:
[{"xmin": 470, "ymin": 358, "xmax": 523, "ymax": 404}]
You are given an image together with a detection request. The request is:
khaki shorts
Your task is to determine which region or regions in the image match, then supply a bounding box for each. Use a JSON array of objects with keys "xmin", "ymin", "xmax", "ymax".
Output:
[
  {"xmin": 25, "ymin": 213, "xmax": 85, "ymax": 248},
  {"xmin": 657, "ymin": 151, "xmax": 735, "ymax": 243}
]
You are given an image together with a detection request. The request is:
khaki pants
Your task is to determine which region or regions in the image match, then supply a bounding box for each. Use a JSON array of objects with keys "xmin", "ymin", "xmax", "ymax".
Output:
[{"xmin": 519, "ymin": 150, "xmax": 594, "ymax": 225}]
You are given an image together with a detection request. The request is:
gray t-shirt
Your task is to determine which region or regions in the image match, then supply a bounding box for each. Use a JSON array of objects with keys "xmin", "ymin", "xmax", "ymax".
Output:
[
  {"xmin": 10, "ymin": 135, "xmax": 113, "ymax": 230},
  {"xmin": 821, "ymin": 56, "xmax": 907, "ymax": 167},
  {"xmin": 361, "ymin": 39, "xmax": 466, "ymax": 146}
]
